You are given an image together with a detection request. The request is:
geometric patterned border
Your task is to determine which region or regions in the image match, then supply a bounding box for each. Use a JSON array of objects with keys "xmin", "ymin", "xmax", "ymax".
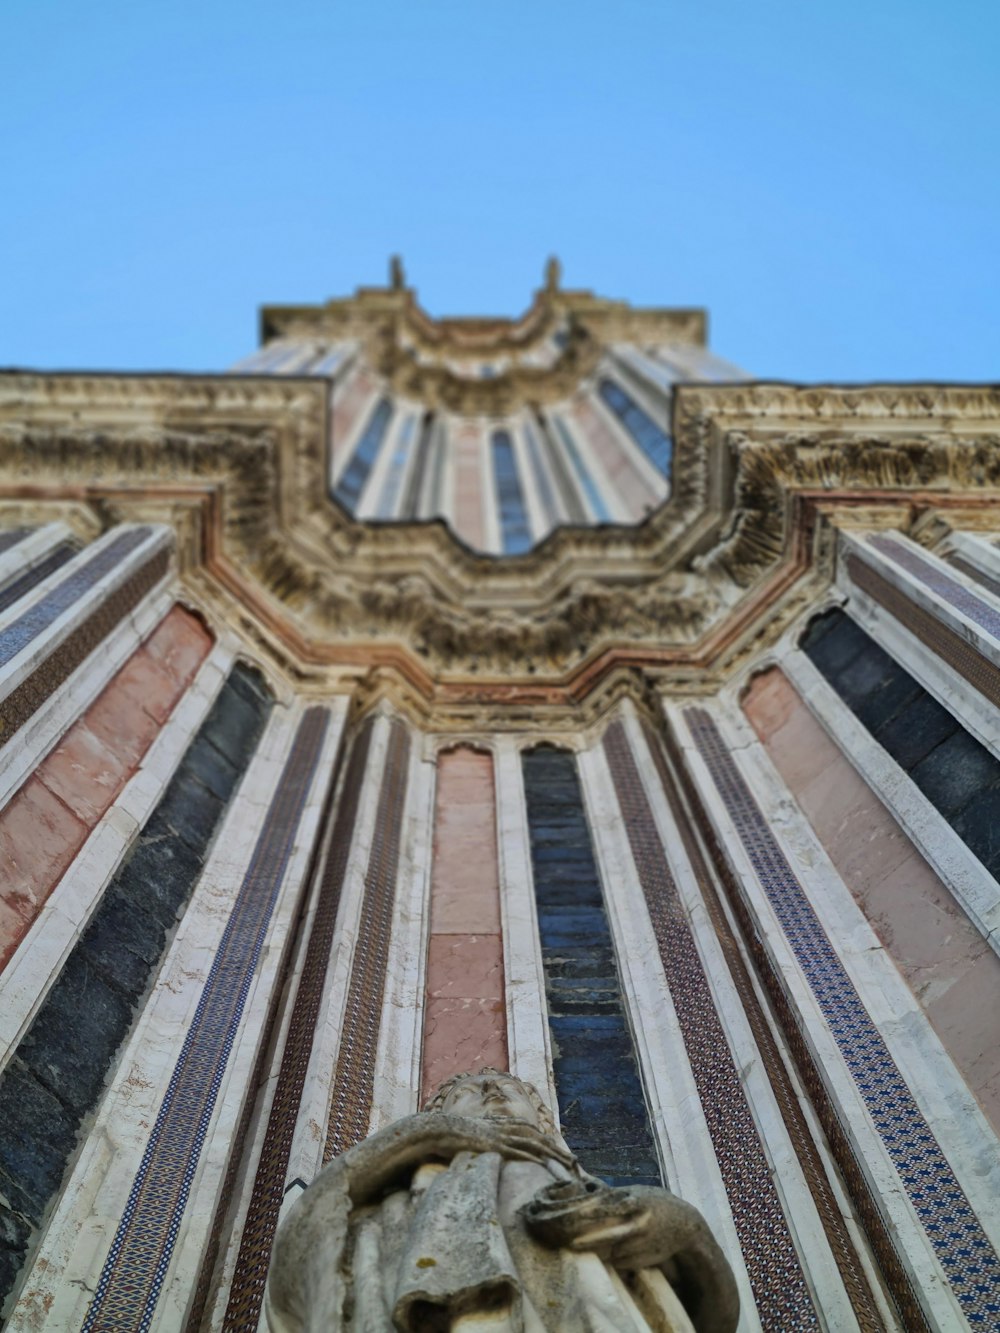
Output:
[
  {"xmin": 80, "ymin": 706, "xmax": 330, "ymax": 1333},
  {"xmin": 603, "ymin": 720, "xmax": 822, "ymax": 1329},
  {"xmin": 220, "ymin": 719, "xmax": 374, "ymax": 1331},
  {"xmin": 686, "ymin": 706, "xmax": 1000, "ymax": 1329},
  {"xmin": 323, "ymin": 718, "xmax": 411, "ymax": 1160}
]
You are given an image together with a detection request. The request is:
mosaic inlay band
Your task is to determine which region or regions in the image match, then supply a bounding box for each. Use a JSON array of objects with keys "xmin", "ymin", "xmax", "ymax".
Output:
[
  {"xmin": 638, "ymin": 720, "xmax": 886, "ymax": 1331},
  {"xmin": 0, "ymin": 526, "xmax": 151, "ymax": 667},
  {"xmin": 846, "ymin": 554, "xmax": 1000, "ymax": 712},
  {"xmin": 686, "ymin": 706, "xmax": 1000, "ymax": 1328},
  {"xmin": 81, "ymin": 707, "xmax": 330, "ymax": 1333},
  {"xmin": 604, "ymin": 721, "xmax": 820, "ymax": 1328},
  {"xmin": 0, "ymin": 544, "xmax": 169, "ymax": 743},
  {"xmin": 868, "ymin": 533, "xmax": 1000, "ymax": 639},
  {"xmin": 324, "ymin": 718, "xmax": 411, "ymax": 1160},
  {"xmin": 221, "ymin": 720, "xmax": 374, "ymax": 1332},
  {"xmin": 0, "ymin": 539, "xmax": 77, "ymax": 616},
  {"xmin": 945, "ymin": 552, "xmax": 1000, "ymax": 605}
]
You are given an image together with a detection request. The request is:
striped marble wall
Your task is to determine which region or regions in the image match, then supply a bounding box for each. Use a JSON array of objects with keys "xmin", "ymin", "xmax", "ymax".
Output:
[{"xmin": 230, "ymin": 336, "xmax": 749, "ymax": 555}]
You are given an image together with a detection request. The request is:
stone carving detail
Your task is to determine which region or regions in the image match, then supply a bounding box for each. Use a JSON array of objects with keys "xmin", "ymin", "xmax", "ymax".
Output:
[
  {"xmin": 1, "ymin": 374, "xmax": 1000, "ymax": 720},
  {"xmin": 265, "ymin": 1069, "xmax": 739, "ymax": 1332}
]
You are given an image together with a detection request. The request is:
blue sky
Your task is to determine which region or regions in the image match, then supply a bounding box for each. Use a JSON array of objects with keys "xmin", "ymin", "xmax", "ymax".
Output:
[{"xmin": 2, "ymin": 0, "xmax": 997, "ymax": 380}]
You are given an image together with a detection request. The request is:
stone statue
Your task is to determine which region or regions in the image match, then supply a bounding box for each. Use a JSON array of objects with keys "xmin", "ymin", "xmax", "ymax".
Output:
[
  {"xmin": 265, "ymin": 1069, "xmax": 739, "ymax": 1332},
  {"xmin": 544, "ymin": 256, "xmax": 561, "ymax": 292},
  {"xmin": 390, "ymin": 255, "xmax": 406, "ymax": 290}
]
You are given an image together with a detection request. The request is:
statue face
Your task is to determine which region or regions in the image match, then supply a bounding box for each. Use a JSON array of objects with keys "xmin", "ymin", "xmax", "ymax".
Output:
[{"xmin": 438, "ymin": 1074, "xmax": 541, "ymax": 1127}]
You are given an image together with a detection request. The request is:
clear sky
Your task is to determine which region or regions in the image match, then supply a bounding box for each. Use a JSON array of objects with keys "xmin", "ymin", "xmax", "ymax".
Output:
[{"xmin": 2, "ymin": 0, "xmax": 997, "ymax": 381}]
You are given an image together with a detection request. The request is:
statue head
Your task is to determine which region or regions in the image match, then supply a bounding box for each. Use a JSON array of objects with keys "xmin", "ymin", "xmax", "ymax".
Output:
[{"xmin": 424, "ymin": 1068, "xmax": 559, "ymax": 1137}]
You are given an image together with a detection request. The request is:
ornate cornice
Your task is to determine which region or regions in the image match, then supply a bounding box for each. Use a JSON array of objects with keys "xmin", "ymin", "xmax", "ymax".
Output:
[
  {"xmin": 1, "ymin": 373, "xmax": 998, "ymax": 724},
  {"xmin": 260, "ymin": 275, "xmax": 706, "ymax": 417}
]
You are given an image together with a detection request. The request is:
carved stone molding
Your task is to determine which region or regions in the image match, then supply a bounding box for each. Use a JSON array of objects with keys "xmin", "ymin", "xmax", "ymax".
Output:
[{"xmin": 1, "ymin": 373, "xmax": 998, "ymax": 724}]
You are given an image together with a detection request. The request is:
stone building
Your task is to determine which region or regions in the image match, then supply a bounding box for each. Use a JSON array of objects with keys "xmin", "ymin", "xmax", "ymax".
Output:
[{"xmin": 0, "ymin": 262, "xmax": 998, "ymax": 1330}]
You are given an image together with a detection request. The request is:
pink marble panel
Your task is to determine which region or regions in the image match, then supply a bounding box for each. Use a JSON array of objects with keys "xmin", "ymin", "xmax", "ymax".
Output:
[
  {"xmin": 426, "ymin": 933, "xmax": 505, "ymax": 1000},
  {"xmin": 422, "ymin": 747, "xmax": 507, "ymax": 1102},
  {"xmin": 744, "ymin": 666, "xmax": 1000, "ymax": 1132},
  {"xmin": 430, "ymin": 749, "xmax": 501, "ymax": 934},
  {"xmin": 420, "ymin": 997, "xmax": 508, "ymax": 1105},
  {"xmin": 452, "ymin": 426, "xmax": 485, "ymax": 551}
]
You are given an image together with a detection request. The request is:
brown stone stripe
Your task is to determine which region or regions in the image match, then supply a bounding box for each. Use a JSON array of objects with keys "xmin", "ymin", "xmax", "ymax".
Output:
[
  {"xmin": 846, "ymin": 553, "xmax": 1000, "ymax": 710},
  {"xmin": 324, "ymin": 718, "xmax": 411, "ymax": 1159},
  {"xmin": 0, "ymin": 541, "xmax": 169, "ymax": 743},
  {"xmin": 420, "ymin": 747, "xmax": 506, "ymax": 1104},
  {"xmin": 604, "ymin": 721, "xmax": 830, "ymax": 1330},
  {"xmin": 668, "ymin": 711, "xmax": 927, "ymax": 1332},
  {"xmin": 214, "ymin": 719, "xmax": 373, "ymax": 1333}
]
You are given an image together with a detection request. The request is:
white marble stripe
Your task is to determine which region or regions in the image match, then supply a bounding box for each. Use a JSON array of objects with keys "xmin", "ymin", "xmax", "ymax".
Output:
[
  {"xmin": 782, "ymin": 646, "xmax": 1000, "ymax": 953},
  {"xmin": 493, "ymin": 739, "xmax": 558, "ymax": 1116},
  {"xmin": 158, "ymin": 703, "xmax": 343, "ymax": 1329},
  {"xmin": 842, "ymin": 528, "xmax": 1000, "ymax": 670},
  {"xmin": 670, "ymin": 701, "xmax": 1000, "ymax": 1333},
  {"xmin": 0, "ymin": 640, "xmax": 236, "ymax": 1076},
  {"xmin": 839, "ymin": 537, "xmax": 1000, "ymax": 758},
  {"xmin": 280, "ymin": 711, "xmax": 392, "ymax": 1205},
  {"xmin": 198, "ymin": 697, "xmax": 351, "ymax": 1331},
  {"xmin": 355, "ymin": 407, "xmax": 408, "ymax": 521},
  {"xmin": 0, "ymin": 585, "xmax": 175, "ymax": 813},
  {"xmin": 945, "ymin": 530, "xmax": 1000, "ymax": 591},
  {"xmin": 0, "ymin": 522, "xmax": 75, "ymax": 593},
  {"xmin": 328, "ymin": 373, "xmax": 381, "ymax": 489},
  {"xmin": 615, "ymin": 705, "xmax": 868, "ymax": 1331},
  {"xmin": 510, "ymin": 414, "xmax": 549, "ymax": 543},
  {"xmin": 12, "ymin": 704, "xmax": 304, "ymax": 1331},
  {"xmin": 367, "ymin": 729, "xmax": 433, "ymax": 1132},
  {"xmin": 0, "ymin": 523, "xmax": 172, "ymax": 709},
  {"xmin": 479, "ymin": 423, "xmax": 503, "ymax": 555}
]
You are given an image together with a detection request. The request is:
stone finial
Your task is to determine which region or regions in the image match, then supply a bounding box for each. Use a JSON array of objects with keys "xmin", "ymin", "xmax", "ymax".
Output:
[
  {"xmin": 390, "ymin": 254, "xmax": 406, "ymax": 290},
  {"xmin": 545, "ymin": 255, "xmax": 562, "ymax": 292},
  {"xmin": 265, "ymin": 1068, "xmax": 739, "ymax": 1332}
]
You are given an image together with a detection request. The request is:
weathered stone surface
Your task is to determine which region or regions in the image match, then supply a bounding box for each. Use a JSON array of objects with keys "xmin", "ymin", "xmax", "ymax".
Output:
[{"xmin": 265, "ymin": 1071, "xmax": 738, "ymax": 1332}]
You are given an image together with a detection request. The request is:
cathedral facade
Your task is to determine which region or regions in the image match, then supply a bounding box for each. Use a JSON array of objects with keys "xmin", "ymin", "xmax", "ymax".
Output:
[{"xmin": 0, "ymin": 264, "xmax": 998, "ymax": 1330}]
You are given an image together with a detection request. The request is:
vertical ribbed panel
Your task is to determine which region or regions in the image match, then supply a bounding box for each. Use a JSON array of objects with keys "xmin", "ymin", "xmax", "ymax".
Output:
[
  {"xmin": 324, "ymin": 719, "xmax": 411, "ymax": 1159},
  {"xmin": 218, "ymin": 718, "xmax": 374, "ymax": 1332},
  {"xmin": 421, "ymin": 747, "xmax": 506, "ymax": 1103}
]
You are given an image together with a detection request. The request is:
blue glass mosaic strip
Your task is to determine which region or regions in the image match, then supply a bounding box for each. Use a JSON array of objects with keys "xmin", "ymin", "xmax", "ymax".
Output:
[
  {"xmin": 82, "ymin": 707, "xmax": 330, "ymax": 1333},
  {"xmin": 0, "ymin": 526, "xmax": 151, "ymax": 667},
  {"xmin": 686, "ymin": 706, "xmax": 1000, "ymax": 1327},
  {"xmin": 522, "ymin": 745, "xmax": 660, "ymax": 1187}
]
